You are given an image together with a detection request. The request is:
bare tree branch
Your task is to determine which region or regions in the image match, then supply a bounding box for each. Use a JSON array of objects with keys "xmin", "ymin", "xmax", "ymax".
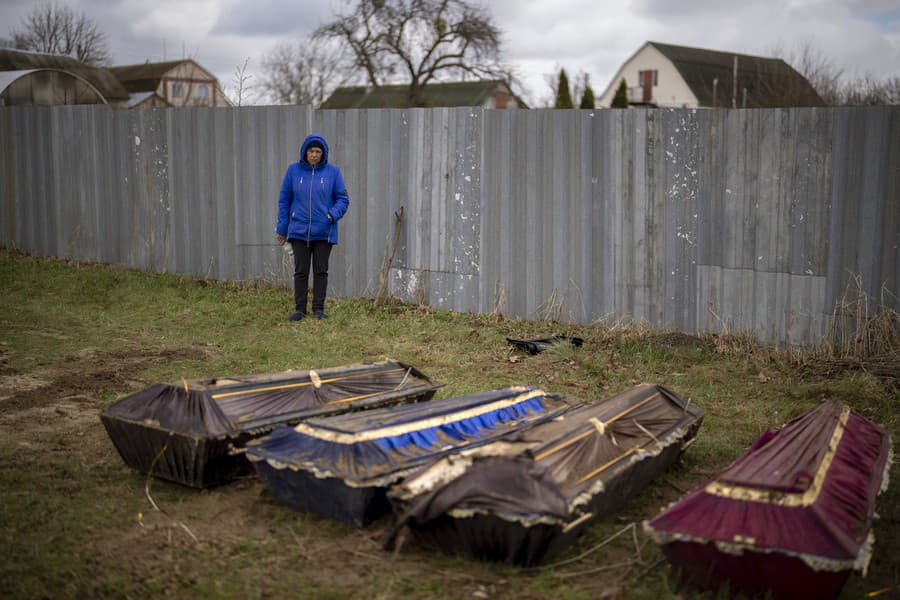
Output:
[
  {"xmin": 260, "ymin": 40, "xmax": 350, "ymax": 106},
  {"xmin": 842, "ymin": 74, "xmax": 900, "ymax": 106},
  {"xmin": 9, "ymin": 2, "xmax": 110, "ymax": 65},
  {"xmin": 313, "ymin": 0, "xmax": 510, "ymax": 107},
  {"xmin": 314, "ymin": 1, "xmax": 389, "ymax": 87},
  {"xmin": 230, "ymin": 57, "xmax": 254, "ymax": 107},
  {"xmin": 770, "ymin": 41, "xmax": 899, "ymax": 106},
  {"xmin": 773, "ymin": 41, "xmax": 844, "ymax": 105}
]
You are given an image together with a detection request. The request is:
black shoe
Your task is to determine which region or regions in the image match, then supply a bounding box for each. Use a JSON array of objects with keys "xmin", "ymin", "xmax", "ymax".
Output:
[
  {"xmin": 289, "ymin": 311, "xmax": 306, "ymax": 321},
  {"xmin": 314, "ymin": 310, "xmax": 328, "ymax": 320}
]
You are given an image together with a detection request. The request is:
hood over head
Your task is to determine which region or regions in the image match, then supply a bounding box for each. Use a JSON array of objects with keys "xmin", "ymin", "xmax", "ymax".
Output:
[{"xmin": 300, "ymin": 133, "xmax": 329, "ymax": 166}]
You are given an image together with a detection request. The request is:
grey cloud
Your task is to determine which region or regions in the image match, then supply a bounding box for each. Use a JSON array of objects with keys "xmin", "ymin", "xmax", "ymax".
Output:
[
  {"xmin": 212, "ymin": 0, "xmax": 322, "ymax": 36},
  {"xmin": 632, "ymin": 0, "xmax": 748, "ymax": 19}
]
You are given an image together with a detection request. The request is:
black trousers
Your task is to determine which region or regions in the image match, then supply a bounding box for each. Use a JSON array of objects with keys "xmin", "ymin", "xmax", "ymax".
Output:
[{"xmin": 290, "ymin": 239, "xmax": 333, "ymax": 313}]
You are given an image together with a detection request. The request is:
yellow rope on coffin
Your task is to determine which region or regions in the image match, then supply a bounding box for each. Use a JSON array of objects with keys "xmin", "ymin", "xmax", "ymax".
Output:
[
  {"xmin": 534, "ymin": 391, "xmax": 661, "ymax": 461},
  {"xmin": 210, "ymin": 367, "xmax": 407, "ymax": 399}
]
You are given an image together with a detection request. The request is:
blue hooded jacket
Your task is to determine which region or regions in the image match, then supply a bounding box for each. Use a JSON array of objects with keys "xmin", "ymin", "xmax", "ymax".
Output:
[{"xmin": 276, "ymin": 133, "xmax": 350, "ymax": 244}]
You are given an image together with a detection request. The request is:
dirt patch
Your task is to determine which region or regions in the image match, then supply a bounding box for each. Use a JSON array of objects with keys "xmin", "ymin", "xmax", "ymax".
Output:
[
  {"xmin": 2, "ymin": 344, "xmax": 481, "ymax": 597},
  {"xmin": 0, "ymin": 345, "xmax": 222, "ymax": 535},
  {"xmin": 0, "ymin": 346, "xmax": 212, "ymax": 414},
  {"xmin": 0, "ymin": 373, "xmax": 49, "ymax": 399}
]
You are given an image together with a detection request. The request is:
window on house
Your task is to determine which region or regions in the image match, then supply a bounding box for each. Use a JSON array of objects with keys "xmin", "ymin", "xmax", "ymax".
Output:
[
  {"xmin": 638, "ymin": 70, "xmax": 659, "ymax": 86},
  {"xmin": 172, "ymin": 82, "xmax": 185, "ymax": 97},
  {"xmin": 197, "ymin": 84, "xmax": 209, "ymax": 99}
]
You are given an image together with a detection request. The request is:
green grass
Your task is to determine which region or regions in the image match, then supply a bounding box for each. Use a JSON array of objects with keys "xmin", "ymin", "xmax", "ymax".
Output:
[{"xmin": 0, "ymin": 248, "xmax": 897, "ymax": 599}]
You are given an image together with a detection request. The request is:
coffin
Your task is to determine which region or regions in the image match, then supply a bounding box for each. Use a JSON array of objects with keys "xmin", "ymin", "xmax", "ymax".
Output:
[
  {"xmin": 386, "ymin": 384, "xmax": 705, "ymax": 566},
  {"xmin": 644, "ymin": 400, "xmax": 892, "ymax": 599},
  {"xmin": 245, "ymin": 386, "xmax": 575, "ymax": 526},
  {"xmin": 100, "ymin": 360, "xmax": 442, "ymax": 488}
]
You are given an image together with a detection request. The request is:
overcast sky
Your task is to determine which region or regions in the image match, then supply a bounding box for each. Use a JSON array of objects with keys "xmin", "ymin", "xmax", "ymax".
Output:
[{"xmin": 1, "ymin": 0, "xmax": 898, "ymax": 105}]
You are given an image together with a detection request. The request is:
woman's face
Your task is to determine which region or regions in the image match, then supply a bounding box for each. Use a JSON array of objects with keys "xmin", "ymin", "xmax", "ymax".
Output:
[{"xmin": 306, "ymin": 147, "xmax": 323, "ymax": 165}]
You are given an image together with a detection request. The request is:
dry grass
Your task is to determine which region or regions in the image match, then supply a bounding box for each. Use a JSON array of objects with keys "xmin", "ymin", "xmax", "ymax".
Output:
[{"xmin": 801, "ymin": 276, "xmax": 900, "ymax": 379}]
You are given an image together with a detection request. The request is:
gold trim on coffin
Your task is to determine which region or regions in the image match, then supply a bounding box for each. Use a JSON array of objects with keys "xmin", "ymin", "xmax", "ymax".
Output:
[
  {"xmin": 703, "ymin": 405, "xmax": 850, "ymax": 507},
  {"xmin": 642, "ymin": 521, "xmax": 878, "ymax": 575},
  {"xmin": 210, "ymin": 367, "xmax": 408, "ymax": 399},
  {"xmin": 290, "ymin": 387, "xmax": 542, "ymax": 444}
]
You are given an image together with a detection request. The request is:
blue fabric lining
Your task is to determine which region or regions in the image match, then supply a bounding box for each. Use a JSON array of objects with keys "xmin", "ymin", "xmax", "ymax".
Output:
[
  {"xmin": 246, "ymin": 390, "xmax": 571, "ymax": 486},
  {"xmin": 374, "ymin": 395, "xmax": 546, "ymax": 452}
]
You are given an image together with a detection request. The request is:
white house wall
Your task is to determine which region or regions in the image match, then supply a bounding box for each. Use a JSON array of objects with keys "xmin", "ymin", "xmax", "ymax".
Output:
[{"xmin": 599, "ymin": 44, "xmax": 698, "ymax": 108}]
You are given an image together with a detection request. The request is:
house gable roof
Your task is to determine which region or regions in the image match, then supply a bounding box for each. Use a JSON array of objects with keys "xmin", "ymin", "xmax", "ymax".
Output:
[
  {"xmin": 0, "ymin": 48, "xmax": 129, "ymax": 102},
  {"xmin": 648, "ymin": 41, "xmax": 824, "ymax": 108},
  {"xmin": 108, "ymin": 59, "xmax": 216, "ymax": 93},
  {"xmin": 321, "ymin": 80, "xmax": 526, "ymax": 109}
]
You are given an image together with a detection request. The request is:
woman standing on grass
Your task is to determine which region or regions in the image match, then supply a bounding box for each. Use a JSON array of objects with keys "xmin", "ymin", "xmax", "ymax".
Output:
[{"xmin": 276, "ymin": 133, "xmax": 350, "ymax": 321}]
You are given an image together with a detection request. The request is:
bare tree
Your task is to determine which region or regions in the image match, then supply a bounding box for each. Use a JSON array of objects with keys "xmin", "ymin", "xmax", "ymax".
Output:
[
  {"xmin": 842, "ymin": 75, "xmax": 900, "ymax": 106},
  {"xmin": 540, "ymin": 70, "xmax": 559, "ymax": 107},
  {"xmin": 259, "ymin": 40, "xmax": 349, "ymax": 106},
  {"xmin": 772, "ymin": 41, "xmax": 899, "ymax": 106},
  {"xmin": 773, "ymin": 41, "xmax": 844, "ymax": 105},
  {"xmin": 230, "ymin": 57, "xmax": 255, "ymax": 107},
  {"xmin": 313, "ymin": 0, "xmax": 509, "ymax": 107},
  {"xmin": 8, "ymin": 2, "xmax": 110, "ymax": 65}
]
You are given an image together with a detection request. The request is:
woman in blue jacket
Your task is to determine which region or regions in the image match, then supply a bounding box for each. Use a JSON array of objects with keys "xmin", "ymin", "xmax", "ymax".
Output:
[{"xmin": 276, "ymin": 133, "xmax": 350, "ymax": 321}]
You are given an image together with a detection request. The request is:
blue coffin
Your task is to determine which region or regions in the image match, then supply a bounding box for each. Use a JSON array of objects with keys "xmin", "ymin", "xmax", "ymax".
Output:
[{"xmin": 246, "ymin": 386, "xmax": 575, "ymax": 526}]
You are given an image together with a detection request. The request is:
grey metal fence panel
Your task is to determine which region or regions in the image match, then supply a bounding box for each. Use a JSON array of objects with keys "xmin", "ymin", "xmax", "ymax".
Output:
[
  {"xmin": 363, "ymin": 108, "xmax": 407, "ymax": 298},
  {"xmin": 31, "ymin": 108, "xmax": 53, "ymax": 255},
  {"xmin": 2, "ymin": 104, "xmax": 898, "ymax": 346},
  {"xmin": 0, "ymin": 109, "xmax": 12, "ymax": 245},
  {"xmin": 593, "ymin": 109, "xmax": 622, "ymax": 323}
]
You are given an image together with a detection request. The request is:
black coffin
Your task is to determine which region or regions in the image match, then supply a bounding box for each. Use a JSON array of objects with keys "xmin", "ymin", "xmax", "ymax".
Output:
[
  {"xmin": 101, "ymin": 360, "xmax": 442, "ymax": 488},
  {"xmin": 387, "ymin": 384, "xmax": 705, "ymax": 566}
]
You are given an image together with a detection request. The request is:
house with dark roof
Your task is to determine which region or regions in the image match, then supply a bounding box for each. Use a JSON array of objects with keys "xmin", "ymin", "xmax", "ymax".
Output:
[
  {"xmin": 321, "ymin": 80, "xmax": 526, "ymax": 109},
  {"xmin": 598, "ymin": 41, "xmax": 824, "ymax": 109},
  {"xmin": 108, "ymin": 59, "xmax": 231, "ymax": 108},
  {"xmin": 0, "ymin": 48, "xmax": 130, "ymax": 107}
]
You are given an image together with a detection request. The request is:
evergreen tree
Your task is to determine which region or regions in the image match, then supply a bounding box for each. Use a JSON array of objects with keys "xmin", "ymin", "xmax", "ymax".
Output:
[
  {"xmin": 554, "ymin": 69, "xmax": 574, "ymax": 108},
  {"xmin": 611, "ymin": 79, "xmax": 629, "ymax": 108},
  {"xmin": 580, "ymin": 84, "xmax": 595, "ymax": 109}
]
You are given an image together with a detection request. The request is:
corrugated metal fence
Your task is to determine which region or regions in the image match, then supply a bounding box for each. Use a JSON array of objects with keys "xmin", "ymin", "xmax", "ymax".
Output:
[{"xmin": 1, "ymin": 105, "xmax": 897, "ymax": 345}]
